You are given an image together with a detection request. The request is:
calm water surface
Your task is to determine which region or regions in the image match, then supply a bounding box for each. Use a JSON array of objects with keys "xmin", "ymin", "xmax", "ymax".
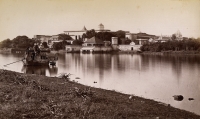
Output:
[{"xmin": 0, "ymin": 53, "xmax": 200, "ymax": 115}]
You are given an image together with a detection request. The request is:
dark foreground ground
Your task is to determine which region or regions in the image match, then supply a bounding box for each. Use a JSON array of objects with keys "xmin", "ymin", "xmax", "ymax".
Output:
[{"xmin": 0, "ymin": 69, "xmax": 199, "ymax": 119}]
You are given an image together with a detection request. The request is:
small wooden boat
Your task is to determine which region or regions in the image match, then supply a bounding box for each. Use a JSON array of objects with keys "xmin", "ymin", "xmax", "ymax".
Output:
[{"xmin": 22, "ymin": 49, "xmax": 58, "ymax": 66}]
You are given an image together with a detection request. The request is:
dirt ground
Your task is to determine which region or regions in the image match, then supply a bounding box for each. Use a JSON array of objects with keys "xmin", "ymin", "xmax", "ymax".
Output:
[{"xmin": 0, "ymin": 69, "xmax": 199, "ymax": 119}]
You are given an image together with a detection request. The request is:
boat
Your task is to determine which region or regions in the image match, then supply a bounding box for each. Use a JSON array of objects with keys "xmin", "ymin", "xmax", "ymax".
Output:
[{"xmin": 22, "ymin": 48, "xmax": 58, "ymax": 66}]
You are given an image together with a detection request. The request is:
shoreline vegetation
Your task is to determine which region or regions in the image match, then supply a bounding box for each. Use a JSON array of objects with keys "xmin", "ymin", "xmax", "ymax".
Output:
[
  {"xmin": 1, "ymin": 48, "xmax": 200, "ymax": 56},
  {"xmin": 0, "ymin": 69, "xmax": 199, "ymax": 118}
]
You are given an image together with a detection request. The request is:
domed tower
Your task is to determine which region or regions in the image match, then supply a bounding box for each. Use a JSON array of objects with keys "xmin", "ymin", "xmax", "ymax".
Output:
[
  {"xmin": 99, "ymin": 23, "xmax": 104, "ymax": 30},
  {"xmin": 175, "ymin": 30, "xmax": 183, "ymax": 40},
  {"xmin": 176, "ymin": 30, "xmax": 182, "ymax": 38}
]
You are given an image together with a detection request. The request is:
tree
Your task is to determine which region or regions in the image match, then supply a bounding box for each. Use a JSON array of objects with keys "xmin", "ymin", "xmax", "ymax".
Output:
[
  {"xmin": 83, "ymin": 29, "xmax": 96, "ymax": 39},
  {"xmin": 72, "ymin": 40, "xmax": 83, "ymax": 45},
  {"xmin": 114, "ymin": 30, "xmax": 126, "ymax": 39},
  {"xmin": 12, "ymin": 36, "xmax": 35, "ymax": 49},
  {"xmin": 58, "ymin": 34, "xmax": 72, "ymax": 41},
  {"xmin": 171, "ymin": 34, "xmax": 176, "ymax": 40},
  {"xmin": 52, "ymin": 42, "xmax": 63, "ymax": 51},
  {"xmin": 42, "ymin": 42, "xmax": 49, "ymax": 48},
  {"xmin": 96, "ymin": 32, "xmax": 114, "ymax": 41},
  {"xmin": 0, "ymin": 39, "xmax": 12, "ymax": 48},
  {"xmin": 125, "ymin": 39, "xmax": 132, "ymax": 44}
]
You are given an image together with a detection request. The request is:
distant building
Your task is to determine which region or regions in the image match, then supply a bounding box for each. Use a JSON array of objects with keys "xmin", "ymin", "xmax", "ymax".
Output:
[
  {"xmin": 95, "ymin": 23, "xmax": 111, "ymax": 32},
  {"xmin": 34, "ymin": 35, "xmax": 65, "ymax": 48},
  {"xmin": 119, "ymin": 41, "xmax": 142, "ymax": 52},
  {"xmin": 80, "ymin": 36, "xmax": 112, "ymax": 53},
  {"xmin": 64, "ymin": 26, "xmax": 88, "ymax": 40},
  {"xmin": 111, "ymin": 37, "xmax": 118, "ymax": 45},
  {"xmin": 65, "ymin": 45, "xmax": 82, "ymax": 53},
  {"xmin": 34, "ymin": 35, "xmax": 52, "ymax": 43},
  {"xmin": 82, "ymin": 36, "xmax": 104, "ymax": 47},
  {"xmin": 154, "ymin": 35, "xmax": 171, "ymax": 43},
  {"xmin": 111, "ymin": 37, "xmax": 119, "ymax": 50},
  {"xmin": 50, "ymin": 35, "xmax": 59, "ymax": 41},
  {"xmin": 63, "ymin": 23, "xmax": 111, "ymax": 40},
  {"xmin": 126, "ymin": 32, "xmax": 156, "ymax": 45},
  {"xmin": 175, "ymin": 30, "xmax": 183, "ymax": 41}
]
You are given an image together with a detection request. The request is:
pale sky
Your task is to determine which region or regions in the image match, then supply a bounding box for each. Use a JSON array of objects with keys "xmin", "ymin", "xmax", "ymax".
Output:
[{"xmin": 0, "ymin": 0, "xmax": 200, "ymax": 41}]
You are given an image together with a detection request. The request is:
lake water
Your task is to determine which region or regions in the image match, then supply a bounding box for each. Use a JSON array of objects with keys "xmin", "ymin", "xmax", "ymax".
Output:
[{"xmin": 0, "ymin": 53, "xmax": 200, "ymax": 115}]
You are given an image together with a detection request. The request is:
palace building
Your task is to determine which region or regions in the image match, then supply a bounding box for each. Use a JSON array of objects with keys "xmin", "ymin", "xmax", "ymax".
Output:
[{"xmin": 63, "ymin": 23, "xmax": 111, "ymax": 40}]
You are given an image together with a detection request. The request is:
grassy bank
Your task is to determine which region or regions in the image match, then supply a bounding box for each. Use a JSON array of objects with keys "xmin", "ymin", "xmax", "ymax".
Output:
[{"xmin": 0, "ymin": 69, "xmax": 199, "ymax": 118}]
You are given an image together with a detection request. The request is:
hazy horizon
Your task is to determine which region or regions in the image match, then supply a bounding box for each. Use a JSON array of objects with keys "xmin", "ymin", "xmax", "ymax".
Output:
[{"xmin": 0, "ymin": 0, "xmax": 200, "ymax": 41}]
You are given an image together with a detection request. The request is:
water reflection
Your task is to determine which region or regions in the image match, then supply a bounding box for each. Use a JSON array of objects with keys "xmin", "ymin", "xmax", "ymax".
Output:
[{"xmin": 21, "ymin": 65, "xmax": 58, "ymax": 76}]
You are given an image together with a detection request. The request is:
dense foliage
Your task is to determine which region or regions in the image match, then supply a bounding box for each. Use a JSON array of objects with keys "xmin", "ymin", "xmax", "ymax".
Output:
[
  {"xmin": 52, "ymin": 41, "xmax": 68, "ymax": 51},
  {"xmin": 82, "ymin": 29, "xmax": 126, "ymax": 42},
  {"xmin": 140, "ymin": 38, "xmax": 200, "ymax": 52},
  {"xmin": 0, "ymin": 36, "xmax": 35, "ymax": 49},
  {"xmin": 52, "ymin": 42, "xmax": 63, "ymax": 51},
  {"xmin": 72, "ymin": 40, "xmax": 83, "ymax": 45},
  {"xmin": 82, "ymin": 29, "xmax": 96, "ymax": 39},
  {"xmin": 0, "ymin": 34, "xmax": 72, "ymax": 50},
  {"xmin": 0, "ymin": 39, "xmax": 12, "ymax": 48},
  {"xmin": 42, "ymin": 42, "xmax": 49, "ymax": 48},
  {"xmin": 58, "ymin": 34, "xmax": 72, "ymax": 41}
]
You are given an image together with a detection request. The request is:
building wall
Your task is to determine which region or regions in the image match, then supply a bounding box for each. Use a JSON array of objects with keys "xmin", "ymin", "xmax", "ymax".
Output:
[
  {"xmin": 93, "ymin": 46, "xmax": 112, "ymax": 52},
  {"xmin": 125, "ymin": 34, "xmax": 137, "ymax": 41},
  {"xmin": 80, "ymin": 46, "xmax": 112, "ymax": 53},
  {"xmin": 120, "ymin": 38, "xmax": 126, "ymax": 44},
  {"xmin": 111, "ymin": 44, "xmax": 119, "ymax": 51},
  {"xmin": 34, "ymin": 35, "xmax": 52, "ymax": 43},
  {"xmin": 119, "ymin": 45, "xmax": 142, "ymax": 51},
  {"xmin": 50, "ymin": 35, "xmax": 59, "ymax": 41},
  {"xmin": 65, "ymin": 45, "xmax": 82, "ymax": 52},
  {"xmin": 112, "ymin": 37, "xmax": 118, "ymax": 45},
  {"xmin": 64, "ymin": 31, "xmax": 86, "ymax": 40},
  {"xmin": 136, "ymin": 39, "xmax": 149, "ymax": 45}
]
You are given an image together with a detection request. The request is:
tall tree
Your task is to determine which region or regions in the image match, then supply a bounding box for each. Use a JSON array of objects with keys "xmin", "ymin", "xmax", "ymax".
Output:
[
  {"xmin": 72, "ymin": 40, "xmax": 83, "ymax": 45},
  {"xmin": 83, "ymin": 29, "xmax": 96, "ymax": 39},
  {"xmin": 42, "ymin": 42, "xmax": 49, "ymax": 48},
  {"xmin": 96, "ymin": 32, "xmax": 114, "ymax": 41},
  {"xmin": 12, "ymin": 36, "xmax": 35, "ymax": 48},
  {"xmin": 0, "ymin": 39, "xmax": 12, "ymax": 48},
  {"xmin": 114, "ymin": 30, "xmax": 126, "ymax": 39},
  {"xmin": 171, "ymin": 34, "xmax": 176, "ymax": 40},
  {"xmin": 52, "ymin": 42, "xmax": 64, "ymax": 51},
  {"xmin": 58, "ymin": 34, "xmax": 72, "ymax": 41}
]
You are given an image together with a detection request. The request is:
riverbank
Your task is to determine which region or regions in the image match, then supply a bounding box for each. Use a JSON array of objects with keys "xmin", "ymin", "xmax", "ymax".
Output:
[
  {"xmin": 141, "ymin": 50, "xmax": 200, "ymax": 55},
  {"xmin": 0, "ymin": 69, "xmax": 199, "ymax": 118}
]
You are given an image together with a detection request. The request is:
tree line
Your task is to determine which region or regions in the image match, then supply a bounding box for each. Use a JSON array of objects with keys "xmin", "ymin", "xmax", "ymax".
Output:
[
  {"xmin": 140, "ymin": 38, "xmax": 200, "ymax": 52},
  {"xmin": 0, "ymin": 34, "xmax": 73, "ymax": 50},
  {"xmin": 0, "ymin": 30, "xmax": 128, "ymax": 50},
  {"xmin": 82, "ymin": 29, "xmax": 129, "ymax": 44},
  {"xmin": 0, "ymin": 36, "xmax": 36, "ymax": 49},
  {"xmin": 2, "ymin": 31, "xmax": 199, "ymax": 52}
]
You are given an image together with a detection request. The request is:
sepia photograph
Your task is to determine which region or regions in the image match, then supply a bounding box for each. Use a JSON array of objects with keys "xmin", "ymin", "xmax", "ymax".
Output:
[{"xmin": 0, "ymin": 0, "xmax": 200, "ymax": 118}]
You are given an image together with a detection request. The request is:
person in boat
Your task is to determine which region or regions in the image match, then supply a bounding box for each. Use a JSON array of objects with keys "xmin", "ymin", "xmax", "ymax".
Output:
[
  {"xmin": 31, "ymin": 51, "xmax": 35, "ymax": 61},
  {"xmin": 25, "ymin": 47, "xmax": 29, "ymax": 55},
  {"xmin": 33, "ymin": 43, "xmax": 40, "ymax": 55},
  {"xmin": 25, "ymin": 47, "xmax": 33, "ymax": 60}
]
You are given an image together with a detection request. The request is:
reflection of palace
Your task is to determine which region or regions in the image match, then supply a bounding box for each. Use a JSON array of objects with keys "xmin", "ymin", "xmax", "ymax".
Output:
[{"xmin": 21, "ymin": 65, "xmax": 58, "ymax": 76}]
